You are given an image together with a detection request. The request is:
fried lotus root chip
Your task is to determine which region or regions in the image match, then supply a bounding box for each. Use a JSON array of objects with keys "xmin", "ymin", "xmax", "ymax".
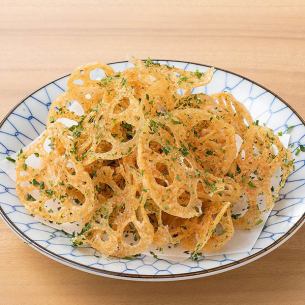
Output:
[
  {"xmin": 170, "ymin": 109, "xmax": 241, "ymax": 202},
  {"xmin": 47, "ymin": 92, "xmax": 85, "ymax": 126},
  {"xmin": 230, "ymin": 125, "xmax": 294, "ymax": 229},
  {"xmin": 48, "ymin": 63, "xmax": 117, "ymax": 126},
  {"xmin": 172, "ymin": 108, "xmax": 237, "ymax": 176},
  {"xmin": 211, "ymin": 93, "xmax": 253, "ymax": 136},
  {"xmin": 133, "ymin": 59, "xmax": 214, "ymax": 91},
  {"xmin": 163, "ymin": 201, "xmax": 231, "ymax": 251},
  {"xmin": 172, "ymin": 66, "xmax": 215, "ymax": 94},
  {"xmin": 16, "ymin": 123, "xmax": 96, "ymax": 224},
  {"xmin": 203, "ymin": 208, "xmax": 234, "ymax": 252},
  {"xmin": 123, "ymin": 63, "xmax": 178, "ymax": 117},
  {"xmin": 138, "ymin": 117, "xmax": 206, "ymax": 218},
  {"xmin": 129, "ymin": 59, "xmax": 214, "ymax": 116},
  {"xmin": 66, "ymin": 93, "xmax": 145, "ymax": 164},
  {"xmin": 67, "ymin": 62, "xmax": 115, "ymax": 110},
  {"xmin": 143, "ymin": 197, "xmax": 172, "ymax": 247},
  {"xmin": 175, "ymin": 92, "xmax": 252, "ymax": 140},
  {"xmin": 78, "ymin": 161, "xmax": 154, "ymax": 257},
  {"xmin": 68, "ymin": 62, "xmax": 114, "ymax": 91},
  {"xmin": 138, "ymin": 113, "xmax": 240, "ymax": 217}
]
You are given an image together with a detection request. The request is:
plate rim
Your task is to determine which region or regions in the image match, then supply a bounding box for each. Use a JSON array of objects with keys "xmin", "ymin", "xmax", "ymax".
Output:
[{"xmin": 0, "ymin": 59, "xmax": 304, "ymax": 281}]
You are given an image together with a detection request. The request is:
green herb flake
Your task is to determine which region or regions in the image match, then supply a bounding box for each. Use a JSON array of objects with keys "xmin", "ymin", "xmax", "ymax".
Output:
[
  {"xmin": 178, "ymin": 76, "xmax": 188, "ymax": 85},
  {"xmin": 121, "ymin": 121, "xmax": 133, "ymax": 132},
  {"xmin": 190, "ymin": 251, "xmax": 201, "ymax": 261},
  {"xmin": 179, "ymin": 144, "xmax": 189, "ymax": 157},
  {"xmin": 127, "ymin": 146, "xmax": 133, "ymax": 154},
  {"xmin": 6, "ymin": 156, "xmax": 15, "ymax": 163},
  {"xmin": 209, "ymin": 182, "xmax": 217, "ymax": 193},
  {"xmin": 55, "ymin": 107, "xmax": 63, "ymax": 114},
  {"xmin": 299, "ymin": 145, "xmax": 305, "ymax": 152},
  {"xmin": 45, "ymin": 189, "xmax": 54, "ymax": 196},
  {"xmin": 161, "ymin": 145, "xmax": 172, "ymax": 155},
  {"xmin": 31, "ymin": 178, "xmax": 40, "ymax": 186},
  {"xmin": 149, "ymin": 251, "xmax": 158, "ymax": 259},
  {"xmin": 70, "ymin": 144, "xmax": 77, "ymax": 154},
  {"xmin": 255, "ymin": 219, "xmax": 263, "ymax": 225},
  {"xmin": 171, "ymin": 117, "xmax": 182, "ymax": 125},
  {"xmin": 226, "ymin": 172, "xmax": 234, "ymax": 179},
  {"xmin": 194, "ymin": 69, "xmax": 203, "ymax": 79},
  {"xmin": 149, "ymin": 120, "xmax": 159, "ymax": 133},
  {"xmin": 72, "ymin": 239, "xmax": 83, "ymax": 247},
  {"xmin": 295, "ymin": 148, "xmax": 301, "ymax": 156},
  {"xmin": 204, "ymin": 179, "xmax": 218, "ymax": 193},
  {"xmin": 26, "ymin": 193, "xmax": 36, "ymax": 201},
  {"xmin": 144, "ymin": 58, "xmax": 154, "ymax": 67},
  {"xmin": 248, "ymin": 180, "xmax": 256, "ymax": 188},
  {"xmin": 195, "ymin": 169, "xmax": 201, "ymax": 178},
  {"xmin": 69, "ymin": 124, "xmax": 83, "ymax": 138},
  {"xmin": 121, "ymin": 78, "xmax": 127, "ymax": 86},
  {"xmin": 241, "ymin": 176, "xmax": 246, "ymax": 184},
  {"xmin": 80, "ymin": 223, "xmax": 92, "ymax": 235},
  {"xmin": 205, "ymin": 150, "xmax": 214, "ymax": 156},
  {"xmin": 190, "ymin": 243, "xmax": 203, "ymax": 261},
  {"xmin": 98, "ymin": 76, "xmax": 113, "ymax": 87}
]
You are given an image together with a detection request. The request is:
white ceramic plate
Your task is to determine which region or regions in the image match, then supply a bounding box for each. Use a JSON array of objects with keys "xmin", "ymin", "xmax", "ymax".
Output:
[{"xmin": 0, "ymin": 60, "xmax": 304, "ymax": 281}]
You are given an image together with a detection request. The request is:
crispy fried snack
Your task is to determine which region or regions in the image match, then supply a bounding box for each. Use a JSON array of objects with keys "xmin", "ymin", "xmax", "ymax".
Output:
[
  {"xmin": 16, "ymin": 59, "xmax": 293, "ymax": 257},
  {"xmin": 16, "ymin": 123, "xmax": 96, "ymax": 224}
]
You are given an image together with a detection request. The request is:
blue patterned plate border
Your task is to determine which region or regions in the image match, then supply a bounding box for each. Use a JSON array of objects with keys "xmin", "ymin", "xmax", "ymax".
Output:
[{"xmin": 0, "ymin": 60, "xmax": 304, "ymax": 281}]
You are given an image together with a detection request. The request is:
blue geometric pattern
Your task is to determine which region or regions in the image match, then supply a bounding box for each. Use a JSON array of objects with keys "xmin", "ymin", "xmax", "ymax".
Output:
[{"xmin": 0, "ymin": 60, "xmax": 304, "ymax": 281}]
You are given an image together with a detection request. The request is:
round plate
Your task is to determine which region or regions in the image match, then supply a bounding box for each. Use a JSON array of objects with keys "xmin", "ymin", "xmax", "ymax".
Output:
[{"xmin": 0, "ymin": 60, "xmax": 304, "ymax": 281}]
